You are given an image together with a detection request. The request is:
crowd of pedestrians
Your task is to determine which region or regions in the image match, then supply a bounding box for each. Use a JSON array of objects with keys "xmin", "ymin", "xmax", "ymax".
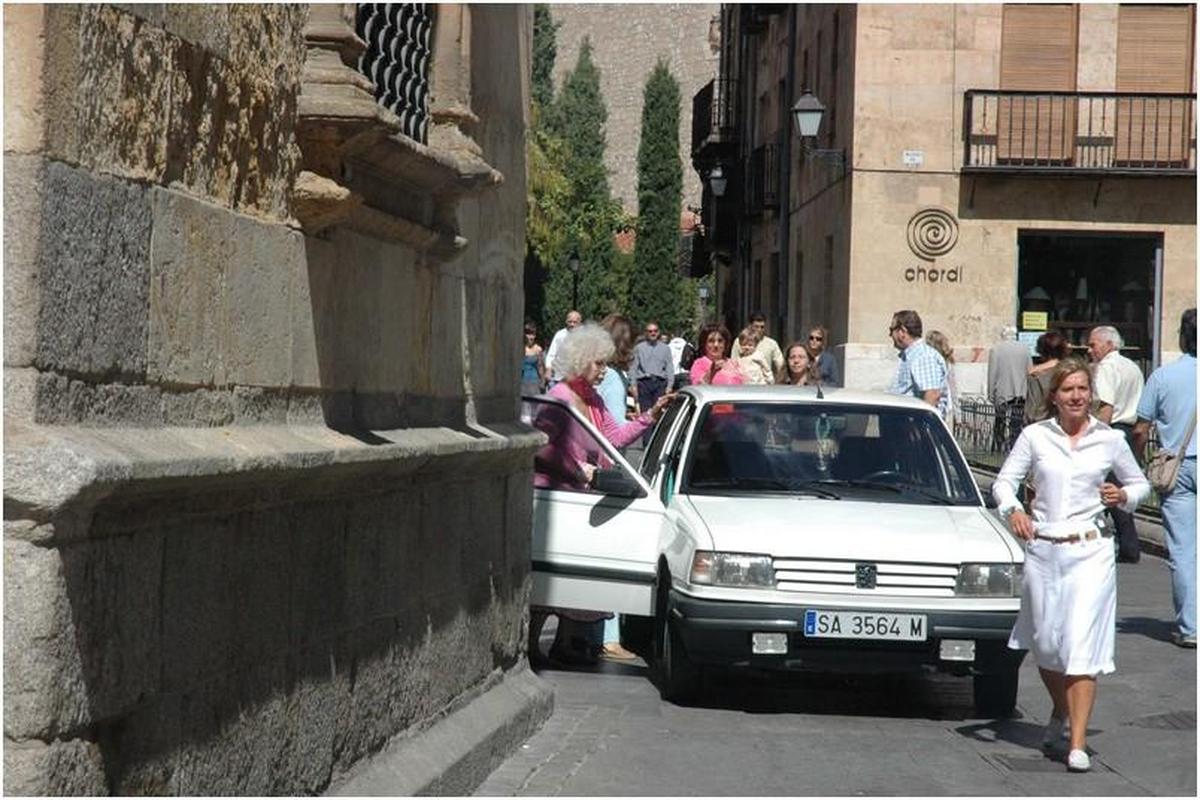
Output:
[{"xmin": 521, "ymin": 303, "xmax": 1197, "ymax": 765}]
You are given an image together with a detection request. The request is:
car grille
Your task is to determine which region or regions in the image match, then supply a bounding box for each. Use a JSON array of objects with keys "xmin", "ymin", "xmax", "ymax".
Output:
[{"xmin": 772, "ymin": 557, "xmax": 958, "ymax": 597}]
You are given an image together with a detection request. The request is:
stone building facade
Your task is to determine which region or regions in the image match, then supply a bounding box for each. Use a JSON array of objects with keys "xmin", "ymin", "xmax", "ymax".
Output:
[
  {"xmin": 695, "ymin": 4, "xmax": 1196, "ymax": 393},
  {"xmin": 4, "ymin": 4, "xmax": 548, "ymax": 794},
  {"xmin": 550, "ymin": 3, "xmax": 719, "ymax": 214}
]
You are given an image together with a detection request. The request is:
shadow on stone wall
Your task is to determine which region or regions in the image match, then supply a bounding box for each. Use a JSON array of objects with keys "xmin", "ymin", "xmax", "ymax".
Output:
[
  {"xmin": 54, "ymin": 456, "xmax": 529, "ymax": 793},
  {"xmin": 957, "ymin": 175, "xmax": 1197, "ymax": 226}
]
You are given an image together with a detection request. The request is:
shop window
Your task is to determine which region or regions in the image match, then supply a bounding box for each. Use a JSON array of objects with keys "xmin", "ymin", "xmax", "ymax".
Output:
[
  {"xmin": 1016, "ymin": 232, "xmax": 1159, "ymax": 375},
  {"xmin": 1114, "ymin": 4, "xmax": 1195, "ymax": 166},
  {"xmin": 998, "ymin": 4, "xmax": 1079, "ymax": 164}
]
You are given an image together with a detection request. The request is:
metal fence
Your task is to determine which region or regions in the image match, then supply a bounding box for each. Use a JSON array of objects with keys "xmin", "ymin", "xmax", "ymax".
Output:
[{"xmin": 954, "ymin": 396, "xmax": 1163, "ymax": 516}]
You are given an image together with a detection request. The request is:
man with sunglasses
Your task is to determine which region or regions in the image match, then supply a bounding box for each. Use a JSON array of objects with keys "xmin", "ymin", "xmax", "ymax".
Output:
[{"xmin": 631, "ymin": 321, "xmax": 675, "ymax": 441}]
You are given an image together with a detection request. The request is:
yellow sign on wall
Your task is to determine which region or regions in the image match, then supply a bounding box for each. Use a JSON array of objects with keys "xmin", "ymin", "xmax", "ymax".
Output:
[{"xmin": 1021, "ymin": 311, "xmax": 1048, "ymax": 331}]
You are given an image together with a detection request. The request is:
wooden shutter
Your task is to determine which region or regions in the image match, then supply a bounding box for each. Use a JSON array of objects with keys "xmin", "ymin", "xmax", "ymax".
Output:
[
  {"xmin": 1115, "ymin": 5, "xmax": 1195, "ymax": 165},
  {"xmin": 998, "ymin": 5, "xmax": 1079, "ymax": 163}
]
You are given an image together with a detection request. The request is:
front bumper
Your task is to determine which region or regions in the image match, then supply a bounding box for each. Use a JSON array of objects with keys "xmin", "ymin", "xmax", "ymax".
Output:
[{"xmin": 669, "ymin": 591, "xmax": 1024, "ymax": 675}]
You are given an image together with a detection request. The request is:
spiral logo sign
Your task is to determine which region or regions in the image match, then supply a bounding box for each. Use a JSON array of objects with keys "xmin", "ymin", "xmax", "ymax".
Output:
[{"xmin": 906, "ymin": 208, "xmax": 959, "ymax": 260}]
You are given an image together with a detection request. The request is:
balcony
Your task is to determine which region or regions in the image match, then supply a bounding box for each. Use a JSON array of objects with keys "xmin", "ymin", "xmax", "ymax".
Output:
[
  {"xmin": 747, "ymin": 140, "xmax": 781, "ymax": 216},
  {"xmin": 963, "ymin": 90, "xmax": 1196, "ymax": 176},
  {"xmin": 691, "ymin": 78, "xmax": 738, "ymax": 162}
]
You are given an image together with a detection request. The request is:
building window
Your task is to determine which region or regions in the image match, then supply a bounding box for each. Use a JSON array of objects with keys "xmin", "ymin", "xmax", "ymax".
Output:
[
  {"xmin": 1115, "ymin": 4, "xmax": 1195, "ymax": 165},
  {"xmin": 998, "ymin": 4, "xmax": 1078, "ymax": 163},
  {"xmin": 356, "ymin": 3, "xmax": 435, "ymax": 144}
]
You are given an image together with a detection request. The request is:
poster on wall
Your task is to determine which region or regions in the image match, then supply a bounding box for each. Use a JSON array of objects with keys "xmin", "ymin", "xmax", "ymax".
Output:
[{"xmin": 1017, "ymin": 331, "xmax": 1040, "ymax": 356}]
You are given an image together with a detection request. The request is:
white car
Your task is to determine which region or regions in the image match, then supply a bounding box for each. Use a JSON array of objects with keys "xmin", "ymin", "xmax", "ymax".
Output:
[{"xmin": 522, "ymin": 385, "xmax": 1025, "ymax": 713}]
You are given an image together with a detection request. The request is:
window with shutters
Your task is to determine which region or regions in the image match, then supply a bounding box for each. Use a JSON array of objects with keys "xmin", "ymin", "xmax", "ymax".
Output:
[
  {"xmin": 1114, "ymin": 4, "xmax": 1195, "ymax": 165},
  {"xmin": 998, "ymin": 4, "xmax": 1079, "ymax": 164}
]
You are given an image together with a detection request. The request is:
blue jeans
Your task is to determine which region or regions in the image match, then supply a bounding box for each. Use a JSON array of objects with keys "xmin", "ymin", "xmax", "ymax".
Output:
[
  {"xmin": 1162, "ymin": 457, "xmax": 1197, "ymax": 637},
  {"xmin": 603, "ymin": 614, "xmax": 620, "ymax": 645}
]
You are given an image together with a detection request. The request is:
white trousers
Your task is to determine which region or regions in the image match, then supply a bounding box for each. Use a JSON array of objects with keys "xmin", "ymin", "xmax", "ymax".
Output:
[{"xmin": 1008, "ymin": 533, "xmax": 1117, "ymax": 676}]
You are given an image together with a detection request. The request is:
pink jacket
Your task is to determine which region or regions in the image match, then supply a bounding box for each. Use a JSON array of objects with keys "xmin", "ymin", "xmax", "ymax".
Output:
[
  {"xmin": 532, "ymin": 382, "xmax": 653, "ymax": 490},
  {"xmin": 690, "ymin": 356, "xmax": 745, "ymax": 386}
]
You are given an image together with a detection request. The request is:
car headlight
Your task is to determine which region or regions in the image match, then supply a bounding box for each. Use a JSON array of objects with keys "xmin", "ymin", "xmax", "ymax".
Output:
[
  {"xmin": 956, "ymin": 563, "xmax": 1022, "ymax": 597},
  {"xmin": 690, "ymin": 551, "xmax": 775, "ymax": 588}
]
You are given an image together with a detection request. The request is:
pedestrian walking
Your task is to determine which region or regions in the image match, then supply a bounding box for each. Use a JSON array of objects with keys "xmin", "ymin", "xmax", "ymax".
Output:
[
  {"xmin": 689, "ymin": 322, "xmax": 744, "ymax": 385},
  {"xmin": 993, "ymin": 358, "xmax": 1150, "ymax": 773},
  {"xmin": 544, "ymin": 309, "xmax": 583, "ymax": 387},
  {"xmin": 1132, "ymin": 308, "xmax": 1197, "ymax": 648},
  {"xmin": 886, "ymin": 310, "xmax": 949, "ymax": 418},
  {"xmin": 1024, "ymin": 330, "xmax": 1070, "ymax": 425},
  {"xmin": 806, "ymin": 325, "xmax": 840, "ymax": 386},
  {"xmin": 749, "ymin": 312, "xmax": 786, "ymax": 383},
  {"xmin": 783, "ymin": 342, "xmax": 819, "ymax": 386},
  {"xmin": 630, "ymin": 320, "xmax": 674, "ymax": 432},
  {"xmin": 926, "ymin": 330, "xmax": 958, "ymax": 432},
  {"xmin": 597, "ymin": 314, "xmax": 636, "ymax": 423},
  {"xmin": 1087, "ymin": 325, "xmax": 1146, "ymax": 563},
  {"xmin": 988, "ymin": 325, "xmax": 1033, "ymax": 450},
  {"xmin": 530, "ymin": 323, "xmax": 674, "ymax": 665},
  {"xmin": 667, "ymin": 330, "xmax": 694, "ymax": 388},
  {"xmin": 735, "ymin": 327, "xmax": 774, "ymax": 385},
  {"xmin": 521, "ymin": 320, "xmax": 546, "ymax": 396}
]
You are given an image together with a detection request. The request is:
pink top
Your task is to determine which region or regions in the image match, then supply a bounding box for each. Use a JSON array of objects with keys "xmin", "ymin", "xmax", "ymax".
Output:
[
  {"xmin": 531, "ymin": 380, "xmax": 653, "ymax": 490},
  {"xmin": 690, "ymin": 356, "xmax": 745, "ymax": 386}
]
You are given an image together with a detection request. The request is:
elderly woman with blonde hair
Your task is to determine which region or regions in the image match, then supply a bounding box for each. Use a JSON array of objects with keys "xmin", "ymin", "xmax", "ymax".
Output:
[{"xmin": 532, "ymin": 322, "xmax": 674, "ymax": 663}]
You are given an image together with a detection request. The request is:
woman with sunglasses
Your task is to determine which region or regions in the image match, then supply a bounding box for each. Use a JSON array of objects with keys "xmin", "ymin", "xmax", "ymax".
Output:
[{"xmin": 806, "ymin": 325, "xmax": 840, "ymax": 387}]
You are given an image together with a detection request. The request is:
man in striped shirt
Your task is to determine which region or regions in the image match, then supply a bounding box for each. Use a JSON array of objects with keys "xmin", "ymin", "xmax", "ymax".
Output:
[{"xmin": 887, "ymin": 309, "xmax": 950, "ymax": 419}]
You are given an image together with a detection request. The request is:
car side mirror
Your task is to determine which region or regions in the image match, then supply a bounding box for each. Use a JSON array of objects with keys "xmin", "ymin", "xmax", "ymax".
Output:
[{"xmin": 592, "ymin": 467, "xmax": 647, "ymax": 498}]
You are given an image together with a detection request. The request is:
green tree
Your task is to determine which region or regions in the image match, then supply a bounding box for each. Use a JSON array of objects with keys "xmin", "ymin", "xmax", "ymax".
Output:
[
  {"xmin": 629, "ymin": 60, "xmax": 685, "ymax": 331},
  {"xmin": 531, "ymin": 5, "xmax": 559, "ymax": 118},
  {"xmin": 545, "ymin": 37, "xmax": 625, "ymax": 323}
]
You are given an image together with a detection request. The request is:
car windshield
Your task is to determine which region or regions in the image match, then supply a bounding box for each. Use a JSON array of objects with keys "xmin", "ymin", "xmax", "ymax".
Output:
[{"xmin": 682, "ymin": 401, "xmax": 979, "ymax": 505}]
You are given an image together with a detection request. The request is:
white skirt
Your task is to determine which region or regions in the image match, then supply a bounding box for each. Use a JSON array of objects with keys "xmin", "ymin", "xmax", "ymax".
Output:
[{"xmin": 1007, "ymin": 526, "xmax": 1117, "ymax": 676}]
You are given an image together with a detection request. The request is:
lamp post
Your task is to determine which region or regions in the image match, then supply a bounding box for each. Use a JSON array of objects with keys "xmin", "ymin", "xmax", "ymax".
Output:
[
  {"xmin": 707, "ymin": 165, "xmax": 728, "ymax": 198},
  {"xmin": 567, "ymin": 247, "xmax": 581, "ymax": 311},
  {"xmin": 791, "ymin": 92, "xmax": 845, "ymax": 169}
]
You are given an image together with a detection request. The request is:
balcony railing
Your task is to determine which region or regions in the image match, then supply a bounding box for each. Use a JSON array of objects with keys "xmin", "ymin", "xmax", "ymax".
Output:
[
  {"xmin": 691, "ymin": 78, "xmax": 738, "ymax": 158},
  {"xmin": 747, "ymin": 140, "xmax": 781, "ymax": 215},
  {"xmin": 963, "ymin": 90, "xmax": 1196, "ymax": 175}
]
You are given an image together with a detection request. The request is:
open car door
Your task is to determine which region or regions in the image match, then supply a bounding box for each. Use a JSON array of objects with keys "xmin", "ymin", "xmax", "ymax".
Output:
[{"xmin": 521, "ymin": 396, "xmax": 665, "ymax": 617}]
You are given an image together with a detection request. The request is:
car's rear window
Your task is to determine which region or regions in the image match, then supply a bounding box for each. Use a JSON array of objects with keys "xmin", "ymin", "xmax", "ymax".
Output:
[{"xmin": 682, "ymin": 402, "xmax": 979, "ymax": 505}]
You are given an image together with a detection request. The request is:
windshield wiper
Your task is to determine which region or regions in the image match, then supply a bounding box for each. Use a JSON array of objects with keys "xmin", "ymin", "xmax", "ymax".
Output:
[
  {"xmin": 690, "ymin": 477, "xmax": 838, "ymax": 498},
  {"xmin": 807, "ymin": 479, "xmax": 905, "ymax": 494},
  {"xmin": 890, "ymin": 483, "xmax": 956, "ymax": 505},
  {"xmin": 806, "ymin": 479, "xmax": 957, "ymax": 505}
]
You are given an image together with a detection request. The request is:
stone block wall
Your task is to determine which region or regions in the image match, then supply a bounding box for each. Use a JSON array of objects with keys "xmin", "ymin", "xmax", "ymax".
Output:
[{"xmin": 4, "ymin": 4, "xmax": 538, "ymax": 794}]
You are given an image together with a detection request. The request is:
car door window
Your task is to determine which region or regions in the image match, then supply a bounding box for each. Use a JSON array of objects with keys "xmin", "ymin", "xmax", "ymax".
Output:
[
  {"xmin": 524, "ymin": 398, "xmax": 613, "ymax": 495},
  {"xmin": 640, "ymin": 395, "xmax": 688, "ymax": 482}
]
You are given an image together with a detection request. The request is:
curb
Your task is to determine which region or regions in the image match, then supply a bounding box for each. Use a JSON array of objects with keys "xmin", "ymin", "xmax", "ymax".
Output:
[{"xmin": 326, "ymin": 665, "xmax": 554, "ymax": 796}]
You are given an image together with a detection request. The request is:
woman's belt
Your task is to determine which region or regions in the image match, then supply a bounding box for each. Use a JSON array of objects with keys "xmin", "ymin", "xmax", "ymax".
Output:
[
  {"xmin": 1032, "ymin": 518, "xmax": 1113, "ymax": 544},
  {"xmin": 1033, "ymin": 529, "xmax": 1113, "ymax": 544}
]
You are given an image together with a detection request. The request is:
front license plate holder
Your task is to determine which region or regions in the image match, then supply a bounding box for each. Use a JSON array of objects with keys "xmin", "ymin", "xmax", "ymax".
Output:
[{"xmin": 803, "ymin": 609, "xmax": 927, "ymax": 641}]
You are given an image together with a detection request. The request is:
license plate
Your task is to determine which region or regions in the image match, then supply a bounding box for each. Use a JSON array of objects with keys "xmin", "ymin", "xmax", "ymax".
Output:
[{"xmin": 803, "ymin": 610, "xmax": 927, "ymax": 641}]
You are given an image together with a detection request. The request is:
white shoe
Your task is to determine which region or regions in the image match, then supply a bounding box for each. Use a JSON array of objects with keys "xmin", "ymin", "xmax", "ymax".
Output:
[
  {"xmin": 1041, "ymin": 716, "xmax": 1069, "ymax": 751},
  {"xmin": 1067, "ymin": 749, "xmax": 1091, "ymax": 772}
]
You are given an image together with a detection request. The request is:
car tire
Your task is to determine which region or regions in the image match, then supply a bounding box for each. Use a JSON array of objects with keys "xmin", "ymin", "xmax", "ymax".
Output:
[
  {"xmin": 656, "ymin": 609, "xmax": 702, "ymax": 704},
  {"xmin": 973, "ymin": 667, "xmax": 1019, "ymax": 717}
]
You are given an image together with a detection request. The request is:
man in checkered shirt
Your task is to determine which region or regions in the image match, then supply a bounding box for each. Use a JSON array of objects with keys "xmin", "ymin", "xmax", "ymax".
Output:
[{"xmin": 886, "ymin": 309, "xmax": 950, "ymax": 419}]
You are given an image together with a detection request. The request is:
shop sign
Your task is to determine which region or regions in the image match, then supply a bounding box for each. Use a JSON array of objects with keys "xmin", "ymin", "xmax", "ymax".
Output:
[
  {"xmin": 1021, "ymin": 311, "xmax": 1048, "ymax": 331},
  {"xmin": 904, "ymin": 207, "xmax": 962, "ymax": 283}
]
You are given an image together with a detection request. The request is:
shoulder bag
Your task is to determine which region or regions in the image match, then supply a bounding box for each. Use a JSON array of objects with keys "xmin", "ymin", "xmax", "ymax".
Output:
[{"xmin": 1146, "ymin": 414, "xmax": 1197, "ymax": 494}]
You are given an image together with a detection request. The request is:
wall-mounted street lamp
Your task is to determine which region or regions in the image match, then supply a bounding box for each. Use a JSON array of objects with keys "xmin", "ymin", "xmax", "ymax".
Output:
[
  {"xmin": 567, "ymin": 246, "xmax": 581, "ymax": 310},
  {"xmin": 791, "ymin": 92, "xmax": 845, "ymax": 169},
  {"xmin": 707, "ymin": 165, "xmax": 728, "ymax": 198}
]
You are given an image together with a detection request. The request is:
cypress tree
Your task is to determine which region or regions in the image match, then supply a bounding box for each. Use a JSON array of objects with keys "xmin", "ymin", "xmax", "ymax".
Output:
[
  {"xmin": 531, "ymin": 5, "xmax": 558, "ymax": 115},
  {"xmin": 630, "ymin": 60, "xmax": 684, "ymax": 332}
]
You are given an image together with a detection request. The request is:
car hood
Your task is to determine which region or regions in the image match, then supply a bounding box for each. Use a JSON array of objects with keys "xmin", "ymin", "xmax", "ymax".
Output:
[{"xmin": 682, "ymin": 495, "xmax": 1019, "ymax": 564}]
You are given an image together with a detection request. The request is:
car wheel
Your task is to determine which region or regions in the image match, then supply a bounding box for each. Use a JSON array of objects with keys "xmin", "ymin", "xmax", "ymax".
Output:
[
  {"xmin": 656, "ymin": 608, "xmax": 702, "ymax": 703},
  {"xmin": 973, "ymin": 667, "xmax": 1019, "ymax": 717}
]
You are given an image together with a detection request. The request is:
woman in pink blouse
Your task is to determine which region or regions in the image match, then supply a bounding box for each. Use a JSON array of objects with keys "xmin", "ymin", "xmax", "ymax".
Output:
[{"xmin": 689, "ymin": 322, "xmax": 745, "ymax": 386}]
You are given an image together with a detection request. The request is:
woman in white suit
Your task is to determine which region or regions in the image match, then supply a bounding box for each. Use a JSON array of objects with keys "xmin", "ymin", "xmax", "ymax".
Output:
[{"xmin": 992, "ymin": 358, "xmax": 1149, "ymax": 773}]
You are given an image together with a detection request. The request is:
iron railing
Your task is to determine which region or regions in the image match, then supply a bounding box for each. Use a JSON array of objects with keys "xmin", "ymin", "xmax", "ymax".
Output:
[
  {"xmin": 691, "ymin": 78, "xmax": 738, "ymax": 157},
  {"xmin": 747, "ymin": 141, "xmax": 781, "ymax": 215},
  {"xmin": 954, "ymin": 396, "xmax": 1163, "ymax": 515},
  {"xmin": 963, "ymin": 90, "xmax": 1196, "ymax": 175}
]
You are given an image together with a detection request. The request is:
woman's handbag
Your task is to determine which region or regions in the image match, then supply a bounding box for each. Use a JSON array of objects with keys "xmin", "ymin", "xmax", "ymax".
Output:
[{"xmin": 1146, "ymin": 414, "xmax": 1196, "ymax": 494}]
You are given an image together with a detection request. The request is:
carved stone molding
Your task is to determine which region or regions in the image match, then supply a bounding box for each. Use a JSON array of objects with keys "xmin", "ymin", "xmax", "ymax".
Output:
[{"xmin": 293, "ymin": 3, "xmax": 502, "ymax": 253}]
